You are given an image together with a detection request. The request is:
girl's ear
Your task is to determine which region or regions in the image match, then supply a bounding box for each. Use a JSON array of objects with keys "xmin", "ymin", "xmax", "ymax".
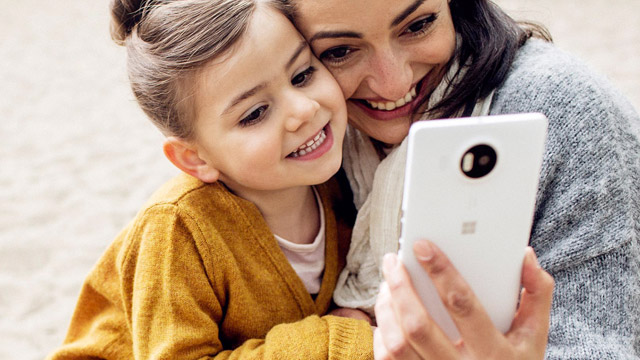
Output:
[{"xmin": 163, "ymin": 137, "xmax": 220, "ymax": 183}]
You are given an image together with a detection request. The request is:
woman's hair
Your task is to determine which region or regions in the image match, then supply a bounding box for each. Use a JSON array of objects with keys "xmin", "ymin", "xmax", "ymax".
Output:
[
  {"xmin": 428, "ymin": 0, "xmax": 551, "ymax": 119},
  {"xmin": 109, "ymin": 0, "xmax": 293, "ymax": 139},
  {"xmin": 279, "ymin": 0, "xmax": 550, "ymax": 121}
]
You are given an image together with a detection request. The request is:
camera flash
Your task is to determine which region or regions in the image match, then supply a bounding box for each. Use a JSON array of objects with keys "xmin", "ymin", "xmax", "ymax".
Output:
[{"xmin": 462, "ymin": 153, "xmax": 474, "ymax": 172}]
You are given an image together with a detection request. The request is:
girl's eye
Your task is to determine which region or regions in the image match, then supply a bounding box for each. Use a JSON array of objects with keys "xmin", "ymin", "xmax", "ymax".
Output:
[
  {"xmin": 291, "ymin": 66, "xmax": 317, "ymax": 87},
  {"xmin": 319, "ymin": 46, "xmax": 355, "ymax": 64},
  {"xmin": 239, "ymin": 105, "xmax": 268, "ymax": 127},
  {"xmin": 403, "ymin": 14, "xmax": 437, "ymax": 36}
]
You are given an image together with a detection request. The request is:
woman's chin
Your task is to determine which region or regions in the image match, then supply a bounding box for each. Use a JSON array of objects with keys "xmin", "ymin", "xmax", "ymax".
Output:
[
  {"xmin": 347, "ymin": 112, "xmax": 410, "ymax": 146},
  {"xmin": 371, "ymin": 131, "xmax": 410, "ymax": 146},
  {"xmin": 356, "ymin": 122, "xmax": 411, "ymax": 146}
]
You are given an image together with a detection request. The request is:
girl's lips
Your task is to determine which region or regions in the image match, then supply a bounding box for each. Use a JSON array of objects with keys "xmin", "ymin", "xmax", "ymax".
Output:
[
  {"xmin": 287, "ymin": 124, "xmax": 334, "ymax": 161},
  {"xmin": 350, "ymin": 75, "xmax": 430, "ymax": 121}
]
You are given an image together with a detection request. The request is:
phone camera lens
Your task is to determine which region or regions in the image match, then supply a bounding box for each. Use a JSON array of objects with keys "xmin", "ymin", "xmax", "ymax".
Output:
[{"xmin": 460, "ymin": 144, "xmax": 497, "ymax": 178}]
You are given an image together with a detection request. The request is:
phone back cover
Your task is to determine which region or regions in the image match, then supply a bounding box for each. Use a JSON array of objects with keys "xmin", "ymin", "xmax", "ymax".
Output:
[{"xmin": 399, "ymin": 113, "xmax": 548, "ymax": 340}]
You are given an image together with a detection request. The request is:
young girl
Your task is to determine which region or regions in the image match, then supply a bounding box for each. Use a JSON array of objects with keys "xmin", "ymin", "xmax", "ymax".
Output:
[{"xmin": 47, "ymin": 0, "xmax": 373, "ymax": 358}]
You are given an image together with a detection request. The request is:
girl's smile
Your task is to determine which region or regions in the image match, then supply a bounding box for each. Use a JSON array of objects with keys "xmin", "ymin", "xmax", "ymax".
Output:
[{"xmin": 288, "ymin": 123, "xmax": 333, "ymax": 159}]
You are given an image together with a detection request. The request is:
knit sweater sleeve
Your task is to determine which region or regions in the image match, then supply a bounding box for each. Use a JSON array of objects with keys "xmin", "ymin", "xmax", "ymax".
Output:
[
  {"xmin": 121, "ymin": 203, "xmax": 373, "ymax": 360},
  {"xmin": 491, "ymin": 39, "xmax": 640, "ymax": 359},
  {"xmin": 222, "ymin": 315, "xmax": 373, "ymax": 359}
]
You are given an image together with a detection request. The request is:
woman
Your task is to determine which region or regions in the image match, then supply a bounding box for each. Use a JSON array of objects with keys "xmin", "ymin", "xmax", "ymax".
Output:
[{"xmin": 281, "ymin": 0, "xmax": 640, "ymax": 358}]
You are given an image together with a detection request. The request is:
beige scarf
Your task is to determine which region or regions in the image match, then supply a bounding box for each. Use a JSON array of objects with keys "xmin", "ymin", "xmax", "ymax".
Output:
[{"xmin": 334, "ymin": 59, "xmax": 494, "ymax": 315}]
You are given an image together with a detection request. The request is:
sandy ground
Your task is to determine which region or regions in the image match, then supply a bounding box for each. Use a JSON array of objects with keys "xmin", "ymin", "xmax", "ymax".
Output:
[{"xmin": 0, "ymin": 1, "xmax": 638, "ymax": 359}]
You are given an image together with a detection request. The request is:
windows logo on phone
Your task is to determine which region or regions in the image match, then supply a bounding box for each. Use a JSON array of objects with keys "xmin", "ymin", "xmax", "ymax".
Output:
[{"xmin": 462, "ymin": 221, "xmax": 476, "ymax": 235}]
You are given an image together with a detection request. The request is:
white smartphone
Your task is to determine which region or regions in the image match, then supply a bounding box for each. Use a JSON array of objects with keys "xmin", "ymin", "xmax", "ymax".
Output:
[{"xmin": 398, "ymin": 113, "xmax": 548, "ymax": 341}]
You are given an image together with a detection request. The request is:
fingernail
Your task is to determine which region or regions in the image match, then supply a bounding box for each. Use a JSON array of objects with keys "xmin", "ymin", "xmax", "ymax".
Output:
[
  {"xmin": 382, "ymin": 253, "xmax": 397, "ymax": 275},
  {"xmin": 526, "ymin": 247, "xmax": 541, "ymax": 269},
  {"xmin": 414, "ymin": 240, "xmax": 434, "ymax": 262}
]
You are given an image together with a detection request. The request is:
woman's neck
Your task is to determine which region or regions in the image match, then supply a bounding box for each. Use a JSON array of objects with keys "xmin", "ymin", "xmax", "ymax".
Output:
[{"xmin": 228, "ymin": 184, "xmax": 320, "ymax": 245}]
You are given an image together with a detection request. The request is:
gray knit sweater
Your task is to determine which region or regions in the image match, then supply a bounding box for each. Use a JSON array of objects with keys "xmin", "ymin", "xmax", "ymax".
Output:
[{"xmin": 490, "ymin": 39, "xmax": 640, "ymax": 359}]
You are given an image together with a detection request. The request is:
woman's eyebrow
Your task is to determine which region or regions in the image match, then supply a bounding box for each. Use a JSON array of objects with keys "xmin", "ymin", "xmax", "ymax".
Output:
[
  {"xmin": 391, "ymin": 0, "xmax": 427, "ymax": 27},
  {"xmin": 308, "ymin": 31, "xmax": 363, "ymax": 44}
]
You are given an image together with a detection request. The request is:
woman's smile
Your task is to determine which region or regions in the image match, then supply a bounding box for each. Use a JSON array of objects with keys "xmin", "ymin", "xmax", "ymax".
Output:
[
  {"xmin": 349, "ymin": 73, "xmax": 434, "ymax": 121},
  {"xmin": 362, "ymin": 84, "xmax": 418, "ymax": 111},
  {"xmin": 293, "ymin": 0, "xmax": 456, "ymax": 144}
]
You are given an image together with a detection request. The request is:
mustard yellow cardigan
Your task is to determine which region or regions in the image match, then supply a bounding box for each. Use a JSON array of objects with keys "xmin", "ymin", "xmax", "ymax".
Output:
[{"xmin": 48, "ymin": 173, "xmax": 373, "ymax": 359}]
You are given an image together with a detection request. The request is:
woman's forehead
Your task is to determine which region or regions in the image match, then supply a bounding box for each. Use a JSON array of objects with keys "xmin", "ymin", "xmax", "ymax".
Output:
[{"xmin": 293, "ymin": 0, "xmax": 441, "ymax": 29}]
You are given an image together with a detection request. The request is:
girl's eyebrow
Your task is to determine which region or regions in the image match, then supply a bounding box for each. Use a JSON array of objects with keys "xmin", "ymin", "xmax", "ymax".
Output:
[
  {"xmin": 223, "ymin": 41, "xmax": 308, "ymax": 115},
  {"xmin": 391, "ymin": 0, "xmax": 427, "ymax": 27},
  {"xmin": 223, "ymin": 83, "xmax": 267, "ymax": 116},
  {"xmin": 286, "ymin": 41, "xmax": 309, "ymax": 69}
]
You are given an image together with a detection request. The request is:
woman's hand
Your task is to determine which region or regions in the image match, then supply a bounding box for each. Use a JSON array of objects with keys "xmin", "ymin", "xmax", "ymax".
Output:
[{"xmin": 373, "ymin": 240, "xmax": 554, "ymax": 359}]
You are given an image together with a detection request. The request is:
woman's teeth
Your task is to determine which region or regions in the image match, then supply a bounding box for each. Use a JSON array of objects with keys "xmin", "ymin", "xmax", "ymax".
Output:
[
  {"xmin": 289, "ymin": 129, "xmax": 327, "ymax": 158},
  {"xmin": 365, "ymin": 85, "xmax": 417, "ymax": 111}
]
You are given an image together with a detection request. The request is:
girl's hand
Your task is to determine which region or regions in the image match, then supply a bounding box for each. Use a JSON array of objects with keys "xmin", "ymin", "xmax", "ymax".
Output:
[
  {"xmin": 373, "ymin": 240, "xmax": 554, "ymax": 359},
  {"xmin": 329, "ymin": 307, "xmax": 375, "ymax": 325}
]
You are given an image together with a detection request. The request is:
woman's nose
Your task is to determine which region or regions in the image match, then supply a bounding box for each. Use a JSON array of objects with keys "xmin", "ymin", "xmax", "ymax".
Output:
[
  {"xmin": 284, "ymin": 91, "xmax": 320, "ymax": 132},
  {"xmin": 365, "ymin": 49, "xmax": 413, "ymax": 101}
]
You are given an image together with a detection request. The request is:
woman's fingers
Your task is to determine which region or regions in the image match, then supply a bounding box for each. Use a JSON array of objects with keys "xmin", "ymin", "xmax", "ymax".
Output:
[
  {"xmin": 373, "ymin": 327, "xmax": 391, "ymax": 360},
  {"xmin": 374, "ymin": 281, "xmax": 422, "ymax": 360},
  {"xmin": 507, "ymin": 247, "xmax": 554, "ymax": 353},
  {"xmin": 412, "ymin": 240, "xmax": 506, "ymax": 357},
  {"xmin": 374, "ymin": 243, "xmax": 552, "ymax": 360},
  {"xmin": 378, "ymin": 253, "xmax": 458, "ymax": 359}
]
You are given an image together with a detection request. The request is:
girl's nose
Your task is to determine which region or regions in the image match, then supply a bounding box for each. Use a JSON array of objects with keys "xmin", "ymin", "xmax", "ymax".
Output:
[{"xmin": 284, "ymin": 91, "xmax": 321, "ymax": 132}]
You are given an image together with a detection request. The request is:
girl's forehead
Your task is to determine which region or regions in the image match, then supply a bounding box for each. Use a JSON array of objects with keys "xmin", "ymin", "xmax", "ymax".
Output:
[{"xmin": 192, "ymin": 6, "xmax": 307, "ymax": 119}]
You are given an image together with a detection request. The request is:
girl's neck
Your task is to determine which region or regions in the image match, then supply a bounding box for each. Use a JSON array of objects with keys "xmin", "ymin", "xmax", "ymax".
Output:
[{"xmin": 229, "ymin": 185, "xmax": 320, "ymax": 245}]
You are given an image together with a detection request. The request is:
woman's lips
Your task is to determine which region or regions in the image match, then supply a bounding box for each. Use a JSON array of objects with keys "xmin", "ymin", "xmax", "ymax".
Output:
[{"xmin": 350, "ymin": 75, "xmax": 430, "ymax": 121}]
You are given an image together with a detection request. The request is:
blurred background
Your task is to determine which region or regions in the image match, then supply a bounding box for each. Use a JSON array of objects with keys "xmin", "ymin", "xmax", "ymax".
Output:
[{"xmin": 0, "ymin": 1, "xmax": 638, "ymax": 359}]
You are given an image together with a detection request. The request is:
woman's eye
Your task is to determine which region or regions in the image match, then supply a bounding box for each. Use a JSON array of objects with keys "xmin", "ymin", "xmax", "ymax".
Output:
[
  {"xmin": 291, "ymin": 66, "xmax": 317, "ymax": 87},
  {"xmin": 403, "ymin": 14, "xmax": 437, "ymax": 36},
  {"xmin": 319, "ymin": 46, "xmax": 354, "ymax": 63},
  {"xmin": 239, "ymin": 105, "xmax": 268, "ymax": 127}
]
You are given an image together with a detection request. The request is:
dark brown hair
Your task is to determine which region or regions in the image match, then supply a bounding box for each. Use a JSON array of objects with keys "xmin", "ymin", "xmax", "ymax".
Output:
[{"xmin": 427, "ymin": 0, "xmax": 551, "ymax": 119}]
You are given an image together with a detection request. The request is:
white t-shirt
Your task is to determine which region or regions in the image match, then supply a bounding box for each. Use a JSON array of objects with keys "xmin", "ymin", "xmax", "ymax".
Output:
[{"xmin": 274, "ymin": 188, "xmax": 325, "ymax": 295}]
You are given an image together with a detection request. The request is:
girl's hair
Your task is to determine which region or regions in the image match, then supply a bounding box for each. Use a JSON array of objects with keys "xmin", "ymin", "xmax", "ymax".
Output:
[
  {"xmin": 279, "ymin": 0, "xmax": 551, "ymax": 120},
  {"xmin": 109, "ymin": 0, "xmax": 293, "ymax": 139}
]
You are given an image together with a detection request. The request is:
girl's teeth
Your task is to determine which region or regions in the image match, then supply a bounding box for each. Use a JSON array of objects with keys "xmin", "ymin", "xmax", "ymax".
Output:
[
  {"xmin": 367, "ymin": 84, "xmax": 418, "ymax": 111},
  {"xmin": 290, "ymin": 129, "xmax": 327, "ymax": 158}
]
